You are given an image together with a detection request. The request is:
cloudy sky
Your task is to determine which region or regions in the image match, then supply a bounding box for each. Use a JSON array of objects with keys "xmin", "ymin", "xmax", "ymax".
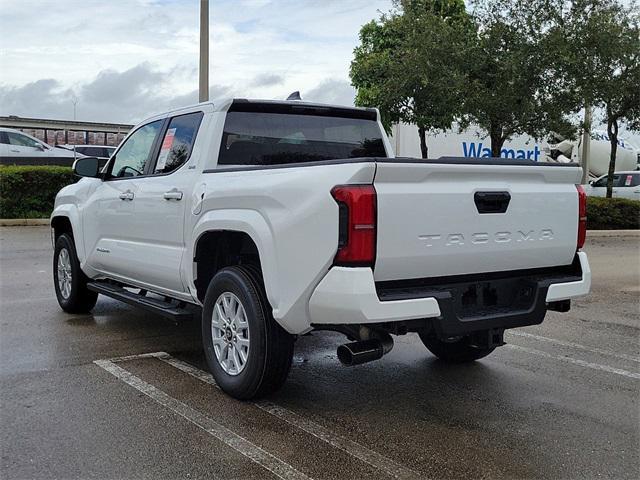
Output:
[
  {"xmin": 0, "ymin": 0, "xmax": 391, "ymax": 124},
  {"xmin": 1, "ymin": 0, "xmax": 638, "ymax": 145}
]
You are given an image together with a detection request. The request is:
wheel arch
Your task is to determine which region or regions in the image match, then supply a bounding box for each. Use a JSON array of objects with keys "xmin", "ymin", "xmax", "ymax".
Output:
[
  {"xmin": 190, "ymin": 211, "xmax": 280, "ymax": 313},
  {"xmin": 50, "ymin": 205, "xmax": 85, "ymax": 262}
]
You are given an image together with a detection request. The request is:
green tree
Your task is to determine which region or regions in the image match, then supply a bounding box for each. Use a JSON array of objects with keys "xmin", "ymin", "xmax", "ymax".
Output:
[
  {"xmin": 464, "ymin": 0, "xmax": 576, "ymax": 158},
  {"xmin": 542, "ymin": 0, "xmax": 639, "ymax": 194},
  {"xmin": 350, "ymin": 0, "xmax": 470, "ymax": 158}
]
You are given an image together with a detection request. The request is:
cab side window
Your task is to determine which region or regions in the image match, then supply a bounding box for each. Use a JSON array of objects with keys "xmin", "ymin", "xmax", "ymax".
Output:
[
  {"xmin": 593, "ymin": 175, "xmax": 622, "ymax": 188},
  {"xmin": 623, "ymin": 173, "xmax": 640, "ymax": 187},
  {"xmin": 152, "ymin": 112, "xmax": 203, "ymax": 175},
  {"xmin": 109, "ymin": 120, "xmax": 163, "ymax": 178},
  {"xmin": 7, "ymin": 132, "xmax": 42, "ymax": 148}
]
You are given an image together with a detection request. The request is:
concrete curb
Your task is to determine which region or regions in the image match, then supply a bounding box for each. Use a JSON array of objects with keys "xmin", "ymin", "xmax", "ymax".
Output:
[
  {"xmin": 0, "ymin": 218, "xmax": 50, "ymax": 226},
  {"xmin": 587, "ymin": 229, "xmax": 640, "ymax": 237}
]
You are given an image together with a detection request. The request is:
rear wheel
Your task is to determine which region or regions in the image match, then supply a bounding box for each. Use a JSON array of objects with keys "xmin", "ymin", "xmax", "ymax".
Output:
[
  {"xmin": 202, "ymin": 265, "xmax": 294, "ymax": 400},
  {"xmin": 53, "ymin": 234, "xmax": 98, "ymax": 313},
  {"xmin": 419, "ymin": 333, "xmax": 495, "ymax": 363}
]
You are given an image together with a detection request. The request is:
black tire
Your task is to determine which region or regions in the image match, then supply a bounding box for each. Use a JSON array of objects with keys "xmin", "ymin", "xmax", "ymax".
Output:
[
  {"xmin": 53, "ymin": 233, "xmax": 98, "ymax": 313},
  {"xmin": 418, "ymin": 333, "xmax": 495, "ymax": 363},
  {"xmin": 202, "ymin": 265, "xmax": 294, "ymax": 400}
]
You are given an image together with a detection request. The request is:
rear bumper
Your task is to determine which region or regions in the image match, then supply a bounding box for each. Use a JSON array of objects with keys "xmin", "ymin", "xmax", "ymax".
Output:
[
  {"xmin": 545, "ymin": 252, "xmax": 591, "ymax": 302},
  {"xmin": 309, "ymin": 252, "xmax": 590, "ymax": 335},
  {"xmin": 308, "ymin": 267, "xmax": 442, "ymax": 325}
]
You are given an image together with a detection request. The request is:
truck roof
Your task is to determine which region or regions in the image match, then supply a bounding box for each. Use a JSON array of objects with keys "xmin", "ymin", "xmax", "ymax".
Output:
[{"xmin": 137, "ymin": 98, "xmax": 378, "ymax": 127}]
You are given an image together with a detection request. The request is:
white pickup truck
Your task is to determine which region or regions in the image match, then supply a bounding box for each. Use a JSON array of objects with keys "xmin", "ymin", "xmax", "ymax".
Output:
[{"xmin": 52, "ymin": 98, "xmax": 591, "ymax": 399}]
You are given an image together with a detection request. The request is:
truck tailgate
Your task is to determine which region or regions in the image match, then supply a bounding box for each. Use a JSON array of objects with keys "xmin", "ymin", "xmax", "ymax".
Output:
[{"xmin": 373, "ymin": 160, "xmax": 582, "ymax": 282}]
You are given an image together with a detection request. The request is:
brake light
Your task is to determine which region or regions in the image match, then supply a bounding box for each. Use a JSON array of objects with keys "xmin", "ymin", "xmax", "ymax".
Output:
[
  {"xmin": 331, "ymin": 185, "xmax": 376, "ymax": 266},
  {"xmin": 576, "ymin": 184, "xmax": 587, "ymax": 249}
]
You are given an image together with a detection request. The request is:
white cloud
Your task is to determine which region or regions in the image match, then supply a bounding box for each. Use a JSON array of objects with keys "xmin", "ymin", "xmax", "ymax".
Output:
[
  {"xmin": 0, "ymin": 0, "xmax": 391, "ymax": 122},
  {"xmin": 305, "ymin": 79, "xmax": 356, "ymax": 106},
  {"xmin": 2, "ymin": 0, "xmax": 635, "ymax": 145}
]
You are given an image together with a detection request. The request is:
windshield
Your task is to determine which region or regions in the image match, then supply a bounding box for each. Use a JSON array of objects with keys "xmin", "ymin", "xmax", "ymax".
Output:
[{"xmin": 218, "ymin": 107, "xmax": 387, "ymax": 166}]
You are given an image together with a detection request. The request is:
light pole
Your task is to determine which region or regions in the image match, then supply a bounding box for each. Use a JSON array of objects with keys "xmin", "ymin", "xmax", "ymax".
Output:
[
  {"xmin": 199, "ymin": 0, "xmax": 209, "ymax": 102},
  {"xmin": 581, "ymin": 104, "xmax": 592, "ymax": 185},
  {"xmin": 72, "ymin": 96, "xmax": 78, "ymax": 121}
]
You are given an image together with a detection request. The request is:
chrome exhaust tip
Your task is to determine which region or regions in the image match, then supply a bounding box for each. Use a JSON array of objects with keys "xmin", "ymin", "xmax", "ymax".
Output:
[{"xmin": 337, "ymin": 332, "xmax": 393, "ymax": 366}]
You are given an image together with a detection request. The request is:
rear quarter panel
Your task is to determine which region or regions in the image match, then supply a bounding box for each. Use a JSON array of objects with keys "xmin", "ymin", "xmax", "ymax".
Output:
[{"xmin": 189, "ymin": 162, "xmax": 376, "ymax": 334}]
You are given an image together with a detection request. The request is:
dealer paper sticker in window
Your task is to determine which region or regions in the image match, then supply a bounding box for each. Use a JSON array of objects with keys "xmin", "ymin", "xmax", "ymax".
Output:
[{"xmin": 157, "ymin": 128, "xmax": 176, "ymax": 170}]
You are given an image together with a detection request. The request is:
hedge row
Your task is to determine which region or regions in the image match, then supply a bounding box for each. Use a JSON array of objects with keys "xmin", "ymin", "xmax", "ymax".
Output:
[
  {"xmin": 0, "ymin": 166, "xmax": 76, "ymax": 219},
  {"xmin": 586, "ymin": 196, "xmax": 640, "ymax": 230},
  {"xmin": 0, "ymin": 166, "xmax": 638, "ymax": 229}
]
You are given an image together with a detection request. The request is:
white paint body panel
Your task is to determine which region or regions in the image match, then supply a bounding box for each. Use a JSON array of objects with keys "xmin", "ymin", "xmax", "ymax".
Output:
[
  {"xmin": 187, "ymin": 161, "xmax": 377, "ymax": 333},
  {"xmin": 546, "ymin": 252, "xmax": 591, "ymax": 302},
  {"xmin": 374, "ymin": 162, "xmax": 583, "ymax": 281},
  {"xmin": 309, "ymin": 267, "xmax": 441, "ymax": 324},
  {"xmin": 51, "ymin": 98, "xmax": 591, "ymax": 335}
]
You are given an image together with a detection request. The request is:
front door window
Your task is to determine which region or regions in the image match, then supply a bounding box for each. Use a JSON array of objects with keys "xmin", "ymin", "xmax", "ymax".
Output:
[{"xmin": 110, "ymin": 120, "xmax": 163, "ymax": 178}]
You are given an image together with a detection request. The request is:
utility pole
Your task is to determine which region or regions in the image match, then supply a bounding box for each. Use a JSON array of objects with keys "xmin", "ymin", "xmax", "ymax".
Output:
[
  {"xmin": 199, "ymin": 0, "xmax": 209, "ymax": 103},
  {"xmin": 72, "ymin": 96, "xmax": 78, "ymax": 121},
  {"xmin": 580, "ymin": 104, "xmax": 592, "ymax": 184}
]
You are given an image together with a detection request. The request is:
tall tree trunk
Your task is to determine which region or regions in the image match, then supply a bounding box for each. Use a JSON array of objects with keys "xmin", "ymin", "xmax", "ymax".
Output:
[
  {"xmin": 490, "ymin": 126, "xmax": 504, "ymax": 158},
  {"xmin": 418, "ymin": 125, "xmax": 429, "ymax": 159},
  {"xmin": 580, "ymin": 104, "xmax": 592, "ymax": 185},
  {"xmin": 606, "ymin": 117, "xmax": 619, "ymax": 199}
]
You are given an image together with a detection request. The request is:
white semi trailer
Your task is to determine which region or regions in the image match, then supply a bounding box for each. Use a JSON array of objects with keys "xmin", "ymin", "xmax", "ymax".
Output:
[{"xmin": 390, "ymin": 123, "xmax": 639, "ymax": 178}]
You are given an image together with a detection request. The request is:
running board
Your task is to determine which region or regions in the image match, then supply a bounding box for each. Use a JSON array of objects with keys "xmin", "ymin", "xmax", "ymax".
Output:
[{"xmin": 87, "ymin": 282, "xmax": 195, "ymax": 322}]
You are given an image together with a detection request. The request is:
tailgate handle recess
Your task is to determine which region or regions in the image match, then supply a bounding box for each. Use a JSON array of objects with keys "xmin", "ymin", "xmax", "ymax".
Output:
[{"xmin": 474, "ymin": 191, "xmax": 511, "ymax": 214}]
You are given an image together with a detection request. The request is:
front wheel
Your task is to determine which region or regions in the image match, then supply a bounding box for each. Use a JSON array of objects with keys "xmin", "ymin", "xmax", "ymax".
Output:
[
  {"xmin": 53, "ymin": 234, "xmax": 98, "ymax": 313},
  {"xmin": 202, "ymin": 265, "xmax": 294, "ymax": 400},
  {"xmin": 419, "ymin": 333, "xmax": 495, "ymax": 363}
]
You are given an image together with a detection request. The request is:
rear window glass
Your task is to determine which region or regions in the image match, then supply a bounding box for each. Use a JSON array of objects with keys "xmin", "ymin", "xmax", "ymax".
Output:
[{"xmin": 218, "ymin": 110, "xmax": 387, "ymax": 166}]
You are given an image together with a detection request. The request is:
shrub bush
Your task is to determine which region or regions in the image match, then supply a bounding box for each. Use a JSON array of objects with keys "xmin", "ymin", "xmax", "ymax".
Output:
[
  {"xmin": 586, "ymin": 196, "xmax": 640, "ymax": 230},
  {"xmin": 1, "ymin": 166, "xmax": 638, "ymax": 229},
  {"xmin": 0, "ymin": 165, "xmax": 76, "ymax": 219}
]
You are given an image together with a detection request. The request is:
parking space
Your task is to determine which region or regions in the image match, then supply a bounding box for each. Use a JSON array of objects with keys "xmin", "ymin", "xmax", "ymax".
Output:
[{"xmin": 1, "ymin": 227, "xmax": 638, "ymax": 479}]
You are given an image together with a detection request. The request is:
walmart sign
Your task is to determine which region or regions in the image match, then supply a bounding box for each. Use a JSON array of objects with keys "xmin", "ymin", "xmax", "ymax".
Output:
[{"xmin": 462, "ymin": 142, "xmax": 541, "ymax": 161}]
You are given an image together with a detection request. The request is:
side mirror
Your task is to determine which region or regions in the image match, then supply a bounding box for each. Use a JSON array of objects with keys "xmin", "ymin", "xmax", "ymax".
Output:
[
  {"xmin": 35, "ymin": 143, "xmax": 46, "ymax": 151},
  {"xmin": 73, "ymin": 156, "xmax": 102, "ymax": 178},
  {"xmin": 589, "ymin": 180, "xmax": 594, "ymax": 185}
]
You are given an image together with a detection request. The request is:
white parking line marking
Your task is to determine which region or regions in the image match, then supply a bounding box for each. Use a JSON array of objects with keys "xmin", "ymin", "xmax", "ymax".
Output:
[
  {"xmin": 508, "ymin": 331, "xmax": 640, "ymax": 364},
  {"xmin": 108, "ymin": 351, "xmax": 171, "ymax": 362},
  {"xmin": 94, "ymin": 359, "xmax": 311, "ymax": 480},
  {"xmin": 254, "ymin": 401, "xmax": 421, "ymax": 480},
  {"xmin": 506, "ymin": 345, "xmax": 640, "ymax": 380},
  {"xmin": 154, "ymin": 353, "xmax": 421, "ymax": 480}
]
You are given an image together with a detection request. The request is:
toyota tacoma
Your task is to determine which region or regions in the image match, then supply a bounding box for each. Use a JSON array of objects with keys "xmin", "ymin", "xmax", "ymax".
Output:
[{"xmin": 51, "ymin": 98, "xmax": 591, "ymax": 399}]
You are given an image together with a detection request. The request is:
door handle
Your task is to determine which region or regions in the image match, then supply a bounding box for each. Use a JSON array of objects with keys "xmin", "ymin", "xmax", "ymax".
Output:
[
  {"xmin": 474, "ymin": 191, "xmax": 511, "ymax": 214},
  {"xmin": 163, "ymin": 189, "xmax": 183, "ymax": 201},
  {"xmin": 119, "ymin": 191, "xmax": 134, "ymax": 201}
]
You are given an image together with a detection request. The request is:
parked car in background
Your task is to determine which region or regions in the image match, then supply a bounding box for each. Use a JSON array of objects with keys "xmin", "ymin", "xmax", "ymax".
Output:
[
  {"xmin": 586, "ymin": 171, "xmax": 640, "ymax": 200},
  {"xmin": 0, "ymin": 127, "xmax": 78, "ymax": 160},
  {"xmin": 55, "ymin": 144, "xmax": 116, "ymax": 159}
]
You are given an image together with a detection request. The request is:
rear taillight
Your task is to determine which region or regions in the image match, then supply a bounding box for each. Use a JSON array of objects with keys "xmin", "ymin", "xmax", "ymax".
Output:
[
  {"xmin": 576, "ymin": 184, "xmax": 587, "ymax": 249},
  {"xmin": 331, "ymin": 185, "xmax": 377, "ymax": 266}
]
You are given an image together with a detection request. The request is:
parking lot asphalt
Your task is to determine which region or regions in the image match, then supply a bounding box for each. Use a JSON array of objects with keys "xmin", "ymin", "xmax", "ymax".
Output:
[{"xmin": 1, "ymin": 226, "xmax": 638, "ymax": 479}]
